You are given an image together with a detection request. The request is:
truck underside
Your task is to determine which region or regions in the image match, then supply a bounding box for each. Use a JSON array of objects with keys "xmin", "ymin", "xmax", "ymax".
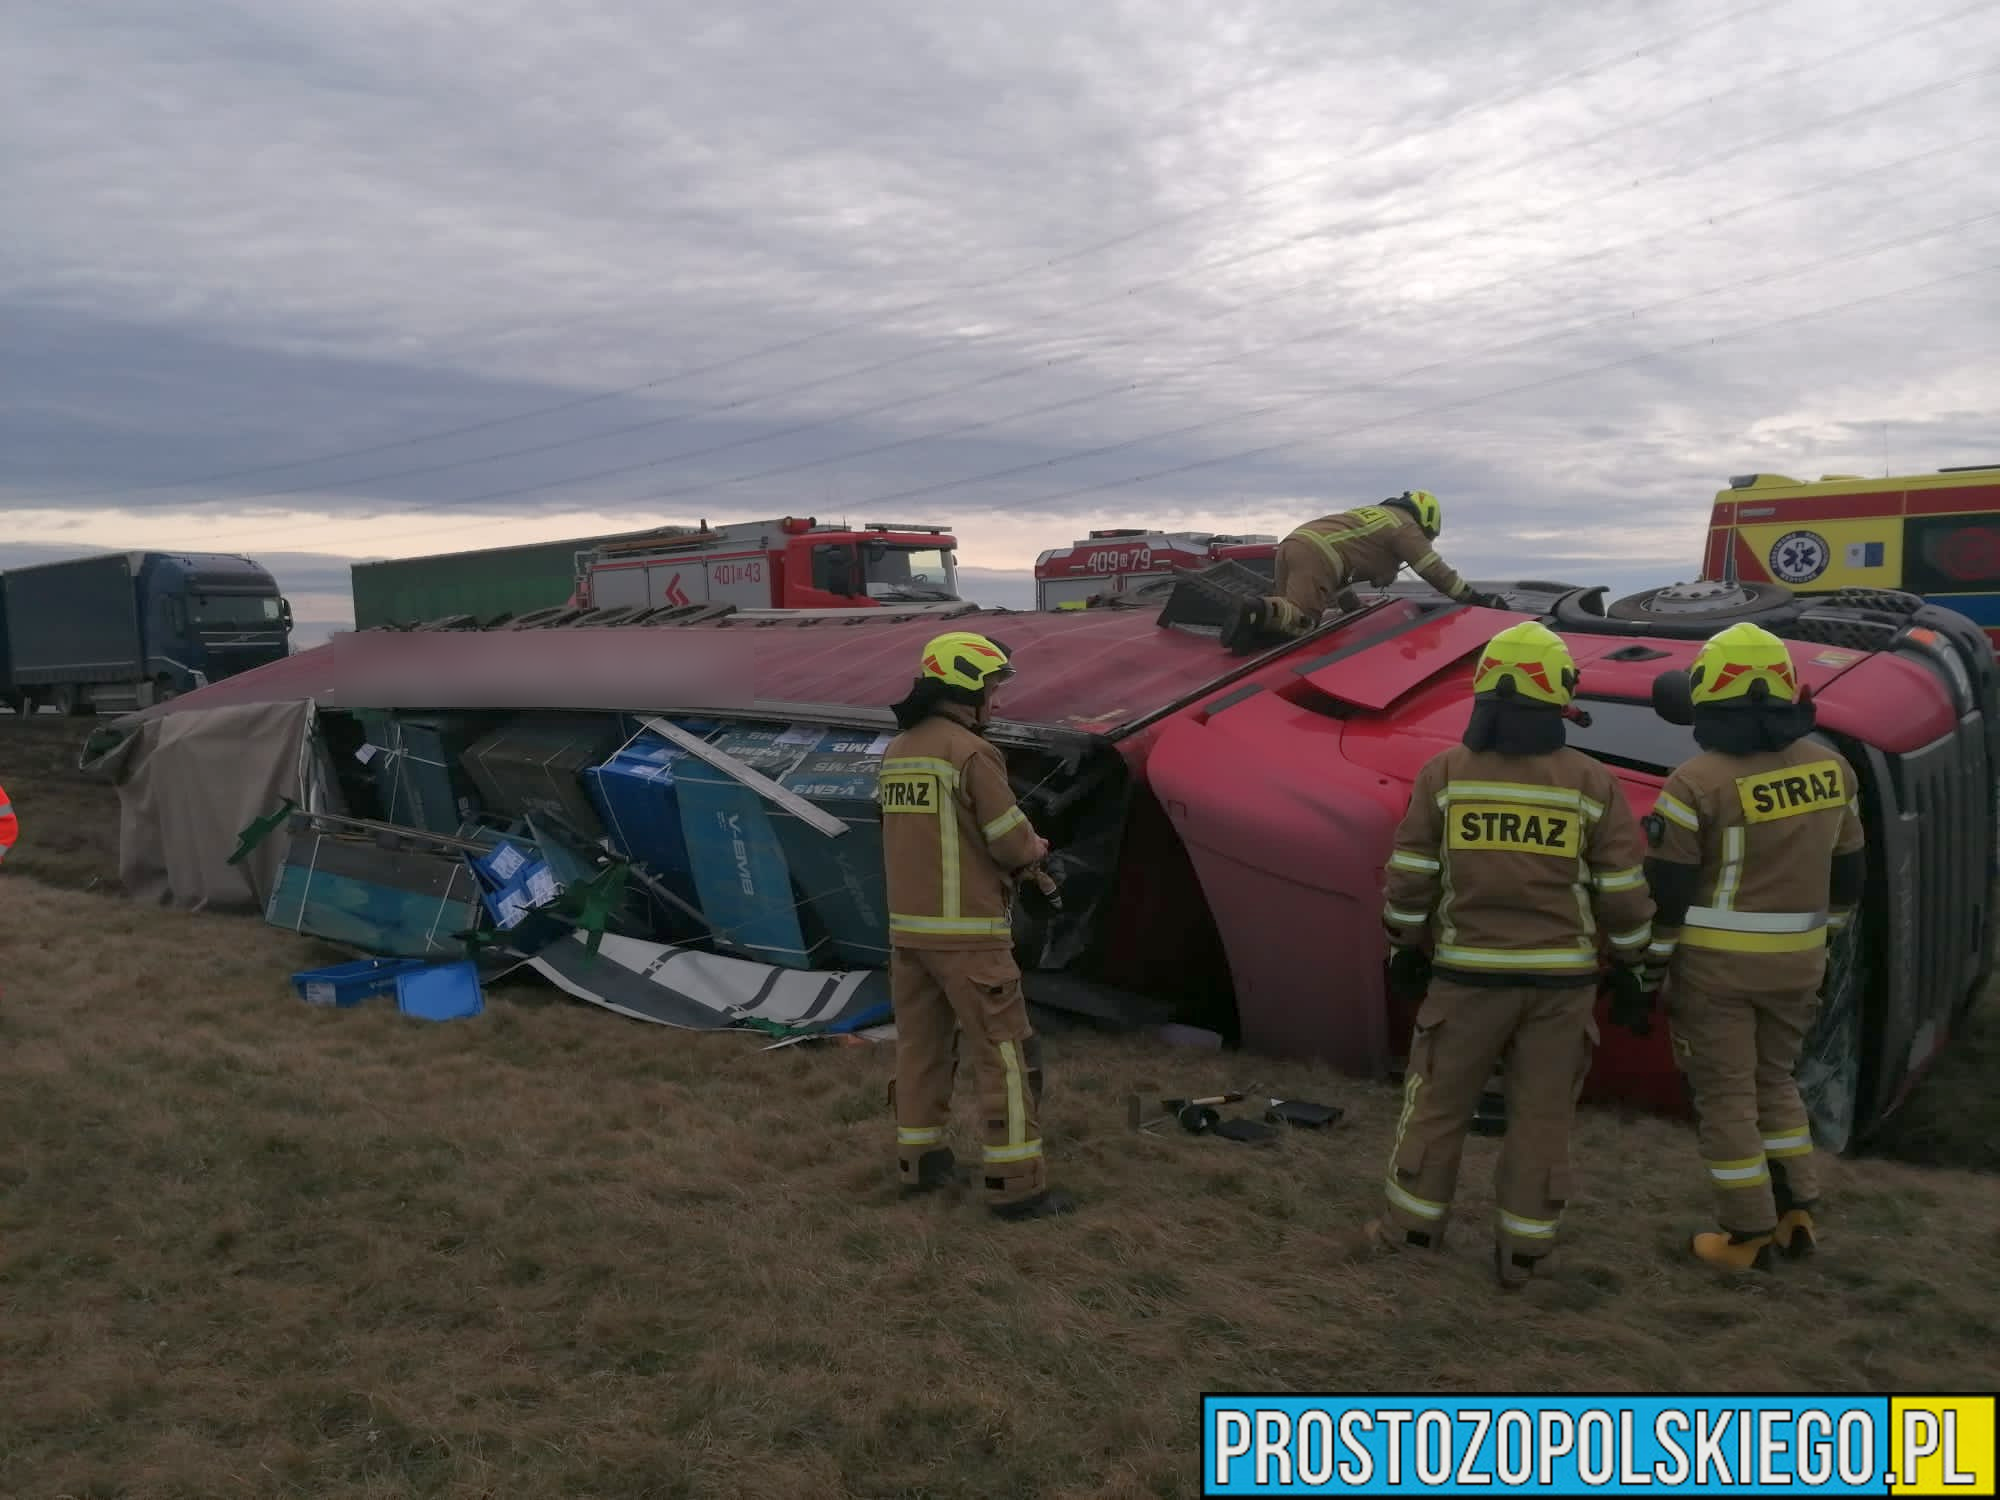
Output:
[{"xmin": 92, "ymin": 573, "xmax": 1997, "ymax": 1156}]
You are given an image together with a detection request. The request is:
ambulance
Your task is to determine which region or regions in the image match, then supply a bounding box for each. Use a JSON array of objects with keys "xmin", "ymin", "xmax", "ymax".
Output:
[{"xmin": 1700, "ymin": 465, "xmax": 2000, "ymax": 650}]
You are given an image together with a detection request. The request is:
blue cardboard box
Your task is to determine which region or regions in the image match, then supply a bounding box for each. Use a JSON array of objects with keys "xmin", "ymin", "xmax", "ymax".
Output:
[
  {"xmin": 771, "ymin": 728, "xmax": 893, "ymax": 967},
  {"xmin": 676, "ymin": 746, "xmax": 829, "ymax": 970},
  {"xmin": 582, "ymin": 720, "xmax": 723, "ymax": 937}
]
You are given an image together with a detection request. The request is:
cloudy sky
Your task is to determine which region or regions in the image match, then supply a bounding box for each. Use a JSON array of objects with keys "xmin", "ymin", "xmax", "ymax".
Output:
[{"xmin": 5, "ymin": 0, "xmax": 1996, "ymax": 643}]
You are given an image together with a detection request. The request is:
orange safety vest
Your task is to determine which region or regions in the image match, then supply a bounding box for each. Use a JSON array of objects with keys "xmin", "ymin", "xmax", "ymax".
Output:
[{"xmin": 0, "ymin": 781, "xmax": 14, "ymax": 864}]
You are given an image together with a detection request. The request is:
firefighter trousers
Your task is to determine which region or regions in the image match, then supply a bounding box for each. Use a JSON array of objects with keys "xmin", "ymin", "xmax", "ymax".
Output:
[
  {"xmin": 1384, "ymin": 981, "xmax": 1599, "ymax": 1260},
  {"xmin": 1666, "ymin": 979, "xmax": 1821, "ymax": 1233},
  {"xmin": 889, "ymin": 946, "xmax": 1047, "ymax": 1206},
  {"xmin": 1261, "ymin": 535, "xmax": 1361, "ymax": 635}
]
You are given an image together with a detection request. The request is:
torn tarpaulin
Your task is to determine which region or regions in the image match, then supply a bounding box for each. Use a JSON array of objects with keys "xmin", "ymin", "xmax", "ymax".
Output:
[{"xmin": 528, "ymin": 930, "xmax": 891, "ymax": 1033}]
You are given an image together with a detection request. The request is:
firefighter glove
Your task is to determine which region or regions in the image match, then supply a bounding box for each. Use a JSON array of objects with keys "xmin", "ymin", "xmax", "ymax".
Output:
[
  {"xmin": 1608, "ymin": 962, "xmax": 1655, "ymax": 1036},
  {"xmin": 1386, "ymin": 945, "xmax": 1432, "ymax": 1004}
]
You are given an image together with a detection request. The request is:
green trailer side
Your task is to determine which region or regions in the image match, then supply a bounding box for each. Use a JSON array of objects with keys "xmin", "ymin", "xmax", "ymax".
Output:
[{"xmin": 350, "ymin": 530, "xmax": 662, "ymax": 628}]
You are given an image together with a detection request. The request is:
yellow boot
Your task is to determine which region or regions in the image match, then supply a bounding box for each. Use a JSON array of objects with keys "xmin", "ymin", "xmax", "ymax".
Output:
[
  {"xmin": 1690, "ymin": 1228, "xmax": 1775, "ymax": 1272},
  {"xmin": 1774, "ymin": 1208, "xmax": 1817, "ymax": 1260}
]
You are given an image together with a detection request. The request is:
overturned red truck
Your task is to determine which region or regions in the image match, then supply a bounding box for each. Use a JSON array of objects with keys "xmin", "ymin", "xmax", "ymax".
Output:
[{"xmin": 98, "ymin": 569, "xmax": 1996, "ymax": 1154}]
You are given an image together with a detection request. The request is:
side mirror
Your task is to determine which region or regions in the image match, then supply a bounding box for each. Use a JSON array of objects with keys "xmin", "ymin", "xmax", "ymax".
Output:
[{"xmin": 1651, "ymin": 669, "xmax": 1694, "ymax": 726}]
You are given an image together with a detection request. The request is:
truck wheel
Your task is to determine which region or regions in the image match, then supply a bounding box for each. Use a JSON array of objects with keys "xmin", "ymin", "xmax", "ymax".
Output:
[
  {"xmin": 55, "ymin": 684, "xmax": 95, "ymax": 717},
  {"xmin": 1604, "ymin": 579, "xmax": 1801, "ymax": 632},
  {"xmin": 1796, "ymin": 920, "xmax": 1868, "ymax": 1156},
  {"xmin": 153, "ymin": 676, "xmax": 180, "ymax": 705}
]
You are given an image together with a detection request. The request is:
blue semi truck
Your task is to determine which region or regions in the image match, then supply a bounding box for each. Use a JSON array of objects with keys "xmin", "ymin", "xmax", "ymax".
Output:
[{"xmin": 0, "ymin": 551, "xmax": 292, "ymax": 716}]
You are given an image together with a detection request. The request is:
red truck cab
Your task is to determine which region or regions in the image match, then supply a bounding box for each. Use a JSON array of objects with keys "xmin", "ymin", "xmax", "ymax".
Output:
[{"xmin": 577, "ymin": 517, "xmax": 961, "ymax": 614}]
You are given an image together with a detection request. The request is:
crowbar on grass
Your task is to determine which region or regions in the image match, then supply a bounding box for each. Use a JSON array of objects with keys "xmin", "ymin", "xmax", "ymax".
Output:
[{"xmin": 640, "ymin": 716, "xmax": 848, "ymax": 839}]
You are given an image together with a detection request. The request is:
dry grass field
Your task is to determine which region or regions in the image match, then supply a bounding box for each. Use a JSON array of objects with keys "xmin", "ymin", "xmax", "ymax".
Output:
[{"xmin": 3, "ymin": 712, "xmax": 1998, "ymax": 1498}]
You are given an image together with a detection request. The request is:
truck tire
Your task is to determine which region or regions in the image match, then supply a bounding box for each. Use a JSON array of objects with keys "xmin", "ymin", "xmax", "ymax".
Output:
[
  {"xmin": 1603, "ymin": 579, "xmax": 1801, "ymax": 632},
  {"xmin": 152, "ymin": 675, "xmax": 180, "ymax": 706},
  {"xmin": 54, "ymin": 684, "xmax": 95, "ymax": 717}
]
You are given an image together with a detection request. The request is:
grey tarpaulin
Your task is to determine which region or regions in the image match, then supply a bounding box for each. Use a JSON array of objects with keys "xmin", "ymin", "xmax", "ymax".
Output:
[
  {"xmin": 530, "ymin": 929, "xmax": 892, "ymax": 1032},
  {"xmin": 81, "ymin": 699, "xmax": 334, "ymax": 912}
]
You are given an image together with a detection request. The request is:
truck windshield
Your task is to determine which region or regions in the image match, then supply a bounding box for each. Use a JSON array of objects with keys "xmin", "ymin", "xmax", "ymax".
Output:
[
  {"xmin": 1564, "ymin": 697, "xmax": 1699, "ymax": 776},
  {"xmin": 865, "ymin": 546, "xmax": 956, "ymax": 600},
  {"xmin": 193, "ymin": 595, "xmax": 283, "ymax": 626}
]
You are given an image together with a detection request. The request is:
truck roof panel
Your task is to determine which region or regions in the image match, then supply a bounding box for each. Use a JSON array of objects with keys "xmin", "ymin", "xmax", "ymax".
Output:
[{"xmin": 112, "ymin": 606, "xmax": 1274, "ymax": 740}]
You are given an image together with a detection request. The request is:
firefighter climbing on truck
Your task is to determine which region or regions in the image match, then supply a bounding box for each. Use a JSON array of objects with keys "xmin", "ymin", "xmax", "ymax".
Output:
[
  {"xmin": 879, "ymin": 630, "xmax": 1075, "ymax": 1222},
  {"xmin": 1636, "ymin": 622, "xmax": 1866, "ymax": 1274},
  {"xmin": 1219, "ymin": 490, "xmax": 1507, "ymax": 654},
  {"xmin": 1359, "ymin": 620, "xmax": 1657, "ymax": 1289}
]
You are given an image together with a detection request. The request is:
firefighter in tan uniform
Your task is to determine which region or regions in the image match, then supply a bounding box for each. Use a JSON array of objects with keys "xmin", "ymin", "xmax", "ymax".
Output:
[
  {"xmin": 1220, "ymin": 491, "xmax": 1505, "ymax": 654},
  {"xmin": 1634, "ymin": 623, "xmax": 1865, "ymax": 1272},
  {"xmin": 1361, "ymin": 621, "xmax": 1656, "ymax": 1288},
  {"xmin": 879, "ymin": 630, "xmax": 1076, "ymax": 1221}
]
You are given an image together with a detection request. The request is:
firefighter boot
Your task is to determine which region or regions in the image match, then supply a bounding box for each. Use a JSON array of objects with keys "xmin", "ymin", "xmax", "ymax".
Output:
[
  {"xmin": 1773, "ymin": 1209, "xmax": 1817, "ymax": 1259},
  {"xmin": 1770, "ymin": 1158, "xmax": 1818, "ymax": 1260},
  {"xmin": 1690, "ymin": 1227, "xmax": 1776, "ymax": 1273},
  {"xmin": 899, "ymin": 1148, "xmax": 966, "ymax": 1198},
  {"xmin": 1220, "ymin": 597, "xmax": 1271, "ymax": 656},
  {"xmin": 1495, "ymin": 1247, "xmax": 1540, "ymax": 1291}
]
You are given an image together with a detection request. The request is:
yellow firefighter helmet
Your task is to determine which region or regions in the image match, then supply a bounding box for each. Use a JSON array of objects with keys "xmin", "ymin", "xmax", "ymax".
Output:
[
  {"xmin": 1397, "ymin": 489, "xmax": 1443, "ymax": 537},
  {"xmin": 1471, "ymin": 620, "xmax": 1579, "ymax": 708},
  {"xmin": 1689, "ymin": 622, "xmax": 1799, "ymax": 706},
  {"xmin": 918, "ymin": 631, "xmax": 1015, "ymax": 693}
]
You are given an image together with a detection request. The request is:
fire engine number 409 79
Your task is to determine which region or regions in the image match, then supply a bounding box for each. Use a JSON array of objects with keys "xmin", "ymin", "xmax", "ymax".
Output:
[
  {"xmin": 1087, "ymin": 547, "xmax": 1152, "ymax": 574},
  {"xmin": 713, "ymin": 561, "xmax": 763, "ymax": 585}
]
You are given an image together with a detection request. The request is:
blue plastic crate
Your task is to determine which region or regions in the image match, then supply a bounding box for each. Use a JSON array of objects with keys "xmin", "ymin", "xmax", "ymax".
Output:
[
  {"xmin": 395, "ymin": 960, "xmax": 485, "ymax": 1021},
  {"xmin": 291, "ymin": 957, "xmax": 424, "ymax": 1008}
]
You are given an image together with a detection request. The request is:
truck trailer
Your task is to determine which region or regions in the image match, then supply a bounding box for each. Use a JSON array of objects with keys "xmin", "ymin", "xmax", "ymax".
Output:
[
  {"xmin": 103, "ymin": 568, "xmax": 1997, "ymax": 1155},
  {"xmin": 349, "ymin": 528, "xmax": 667, "ymax": 630},
  {"xmin": 1, "ymin": 551, "xmax": 291, "ymax": 716}
]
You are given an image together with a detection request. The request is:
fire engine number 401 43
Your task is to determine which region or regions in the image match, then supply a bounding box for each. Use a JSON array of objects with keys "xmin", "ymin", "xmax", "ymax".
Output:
[
  {"xmin": 1086, "ymin": 547, "xmax": 1153, "ymax": 574},
  {"xmin": 713, "ymin": 561, "xmax": 763, "ymax": 585}
]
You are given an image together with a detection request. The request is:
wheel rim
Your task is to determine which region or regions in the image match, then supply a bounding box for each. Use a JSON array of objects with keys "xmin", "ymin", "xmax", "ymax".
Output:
[{"xmin": 1627, "ymin": 579, "xmax": 1771, "ymax": 616}]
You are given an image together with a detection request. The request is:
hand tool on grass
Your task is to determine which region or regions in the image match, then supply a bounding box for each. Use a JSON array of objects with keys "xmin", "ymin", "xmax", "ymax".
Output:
[
  {"xmin": 1126, "ymin": 1092, "xmax": 1245, "ymax": 1134},
  {"xmin": 1264, "ymin": 1097, "xmax": 1343, "ymax": 1128}
]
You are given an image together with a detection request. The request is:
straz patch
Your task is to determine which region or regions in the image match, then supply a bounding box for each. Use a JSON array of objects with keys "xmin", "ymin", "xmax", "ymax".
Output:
[
  {"xmin": 1643, "ymin": 812, "xmax": 1666, "ymax": 849},
  {"xmin": 1735, "ymin": 759, "xmax": 1846, "ymax": 823},
  {"xmin": 1446, "ymin": 802, "xmax": 1583, "ymax": 858},
  {"xmin": 877, "ymin": 772, "xmax": 941, "ymax": 813}
]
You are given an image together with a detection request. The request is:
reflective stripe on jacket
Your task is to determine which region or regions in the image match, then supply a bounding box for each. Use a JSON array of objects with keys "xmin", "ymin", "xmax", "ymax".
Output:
[
  {"xmin": 880, "ymin": 706, "xmax": 1041, "ymax": 949},
  {"xmin": 1288, "ymin": 506, "xmax": 1473, "ymax": 601},
  {"xmin": 1382, "ymin": 745, "xmax": 1655, "ymax": 983},
  {"xmin": 1645, "ymin": 740, "xmax": 1866, "ymax": 990}
]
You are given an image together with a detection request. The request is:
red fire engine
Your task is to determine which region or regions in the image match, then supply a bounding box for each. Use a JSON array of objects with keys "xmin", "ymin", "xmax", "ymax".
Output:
[
  {"xmin": 574, "ymin": 518, "xmax": 961, "ymax": 613},
  {"xmin": 1032, "ymin": 528, "xmax": 1278, "ymax": 610}
]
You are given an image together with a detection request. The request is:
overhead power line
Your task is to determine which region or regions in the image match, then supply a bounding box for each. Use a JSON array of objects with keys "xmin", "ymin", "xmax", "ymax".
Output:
[
  {"xmin": 987, "ymin": 262, "xmax": 2000, "ymax": 516},
  {"xmin": 136, "ymin": 0, "xmax": 1956, "ymax": 522},
  {"xmin": 249, "ymin": 208, "xmax": 1997, "ymax": 559},
  {"xmin": 9, "ymin": 0, "xmax": 1792, "ymax": 506},
  {"xmin": 208, "ymin": 52, "xmax": 1995, "ymax": 551}
]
